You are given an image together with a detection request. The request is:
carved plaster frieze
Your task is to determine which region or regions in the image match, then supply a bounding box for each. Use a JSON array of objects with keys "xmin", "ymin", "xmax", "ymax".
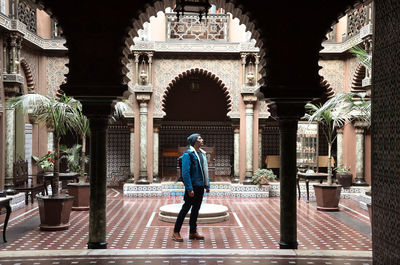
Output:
[
  {"xmin": 131, "ymin": 41, "xmax": 259, "ymax": 54},
  {"xmin": 3, "ymin": 73, "xmax": 24, "ymax": 84}
]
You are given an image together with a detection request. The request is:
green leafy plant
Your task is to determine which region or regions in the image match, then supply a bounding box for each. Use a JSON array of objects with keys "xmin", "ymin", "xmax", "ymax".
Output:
[
  {"xmin": 32, "ymin": 151, "xmax": 55, "ymax": 172},
  {"xmin": 252, "ymin": 169, "xmax": 277, "ymax": 187},
  {"xmin": 336, "ymin": 164, "xmax": 351, "ymax": 174},
  {"xmin": 60, "ymin": 144, "xmax": 90, "ymax": 182},
  {"xmin": 10, "ymin": 93, "xmax": 87, "ymax": 197}
]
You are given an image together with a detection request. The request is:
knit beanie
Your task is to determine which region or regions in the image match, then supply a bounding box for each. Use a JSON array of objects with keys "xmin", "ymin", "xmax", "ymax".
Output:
[{"xmin": 187, "ymin": 133, "xmax": 200, "ymax": 146}]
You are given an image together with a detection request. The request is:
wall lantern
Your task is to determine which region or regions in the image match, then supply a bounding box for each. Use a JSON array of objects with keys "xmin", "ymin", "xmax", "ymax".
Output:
[
  {"xmin": 246, "ymin": 61, "xmax": 255, "ymax": 86},
  {"xmin": 174, "ymin": 0, "xmax": 212, "ymax": 21},
  {"xmin": 139, "ymin": 60, "xmax": 148, "ymax": 85}
]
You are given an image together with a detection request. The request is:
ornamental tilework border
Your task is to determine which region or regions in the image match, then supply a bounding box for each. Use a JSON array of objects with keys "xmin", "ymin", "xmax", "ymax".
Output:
[
  {"xmin": 46, "ymin": 57, "xmax": 68, "ymax": 98},
  {"xmin": 151, "ymin": 59, "xmax": 239, "ymax": 118},
  {"xmin": 372, "ymin": 1, "xmax": 400, "ymax": 263}
]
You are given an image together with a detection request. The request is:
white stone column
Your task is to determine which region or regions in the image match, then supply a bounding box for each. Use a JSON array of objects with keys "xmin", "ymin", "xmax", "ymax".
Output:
[
  {"xmin": 152, "ymin": 126, "xmax": 160, "ymax": 183},
  {"xmin": 134, "ymin": 52, "xmax": 140, "ymax": 86},
  {"xmin": 137, "ymin": 93, "xmax": 151, "ymax": 184},
  {"xmin": 4, "ymin": 105, "xmax": 16, "ymax": 193},
  {"xmin": 241, "ymin": 53, "xmax": 247, "ymax": 87},
  {"xmin": 255, "ymin": 55, "xmax": 260, "ymax": 85},
  {"xmin": 148, "ymin": 53, "xmax": 153, "ymax": 86},
  {"xmin": 47, "ymin": 130, "xmax": 54, "ymax": 152},
  {"xmin": 126, "ymin": 123, "xmax": 135, "ymax": 183},
  {"xmin": 243, "ymin": 95, "xmax": 257, "ymax": 184},
  {"xmin": 336, "ymin": 127, "xmax": 344, "ymax": 167},
  {"xmin": 354, "ymin": 121, "xmax": 368, "ymax": 186},
  {"xmin": 232, "ymin": 124, "xmax": 240, "ymax": 183},
  {"xmin": 258, "ymin": 128, "xmax": 263, "ymax": 169}
]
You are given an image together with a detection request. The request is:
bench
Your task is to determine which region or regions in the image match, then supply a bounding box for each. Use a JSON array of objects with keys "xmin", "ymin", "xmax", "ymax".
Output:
[{"xmin": 13, "ymin": 159, "xmax": 46, "ymax": 205}]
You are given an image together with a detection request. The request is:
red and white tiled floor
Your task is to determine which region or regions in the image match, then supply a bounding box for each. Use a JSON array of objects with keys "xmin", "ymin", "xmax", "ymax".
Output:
[{"xmin": 0, "ymin": 188, "xmax": 372, "ymax": 264}]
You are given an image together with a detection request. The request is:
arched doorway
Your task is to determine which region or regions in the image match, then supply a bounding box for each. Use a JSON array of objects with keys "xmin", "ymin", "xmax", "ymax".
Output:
[{"xmin": 159, "ymin": 70, "xmax": 233, "ymax": 181}]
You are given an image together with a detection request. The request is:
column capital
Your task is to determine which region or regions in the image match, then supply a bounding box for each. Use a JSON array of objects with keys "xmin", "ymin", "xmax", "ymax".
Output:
[
  {"xmin": 336, "ymin": 127, "xmax": 344, "ymax": 134},
  {"xmin": 269, "ymin": 100, "xmax": 307, "ymax": 121},
  {"xmin": 242, "ymin": 94, "xmax": 257, "ymax": 108},
  {"xmin": 354, "ymin": 120, "xmax": 369, "ymax": 130},
  {"xmin": 136, "ymin": 92, "xmax": 151, "ymax": 104}
]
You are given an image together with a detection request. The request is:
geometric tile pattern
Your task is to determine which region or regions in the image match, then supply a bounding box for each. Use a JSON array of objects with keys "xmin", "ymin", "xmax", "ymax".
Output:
[
  {"xmin": 372, "ymin": 1, "xmax": 400, "ymax": 263},
  {"xmin": 0, "ymin": 191, "xmax": 372, "ymax": 252},
  {"xmin": 106, "ymin": 126, "xmax": 130, "ymax": 186}
]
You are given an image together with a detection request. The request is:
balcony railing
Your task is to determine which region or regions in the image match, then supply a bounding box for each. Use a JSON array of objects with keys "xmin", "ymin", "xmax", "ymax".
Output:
[
  {"xmin": 166, "ymin": 13, "xmax": 229, "ymax": 41},
  {"xmin": 346, "ymin": 2, "xmax": 373, "ymax": 39}
]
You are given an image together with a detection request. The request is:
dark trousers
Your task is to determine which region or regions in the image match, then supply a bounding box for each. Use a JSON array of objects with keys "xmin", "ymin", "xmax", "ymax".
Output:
[{"xmin": 174, "ymin": 186, "xmax": 205, "ymax": 234}]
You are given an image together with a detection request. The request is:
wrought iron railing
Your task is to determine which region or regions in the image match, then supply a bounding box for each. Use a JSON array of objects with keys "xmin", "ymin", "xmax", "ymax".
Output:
[
  {"xmin": 166, "ymin": 13, "xmax": 229, "ymax": 41},
  {"xmin": 346, "ymin": 2, "xmax": 373, "ymax": 38}
]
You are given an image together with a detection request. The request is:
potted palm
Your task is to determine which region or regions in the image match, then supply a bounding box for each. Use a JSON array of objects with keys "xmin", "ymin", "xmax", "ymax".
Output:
[
  {"xmin": 335, "ymin": 165, "xmax": 353, "ymax": 189},
  {"xmin": 10, "ymin": 93, "xmax": 85, "ymax": 230},
  {"xmin": 304, "ymin": 92, "xmax": 368, "ymax": 210},
  {"xmin": 62, "ymin": 144, "xmax": 91, "ymax": 211}
]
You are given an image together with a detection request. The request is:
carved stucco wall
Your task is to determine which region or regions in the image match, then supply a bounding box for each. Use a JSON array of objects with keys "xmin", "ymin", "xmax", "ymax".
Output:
[
  {"xmin": 347, "ymin": 57, "xmax": 359, "ymax": 92},
  {"xmin": 46, "ymin": 57, "xmax": 68, "ymax": 98},
  {"xmin": 148, "ymin": 58, "xmax": 240, "ymax": 118},
  {"xmin": 21, "ymin": 49, "xmax": 38, "ymax": 90},
  {"xmin": 318, "ymin": 60, "xmax": 345, "ymax": 92}
]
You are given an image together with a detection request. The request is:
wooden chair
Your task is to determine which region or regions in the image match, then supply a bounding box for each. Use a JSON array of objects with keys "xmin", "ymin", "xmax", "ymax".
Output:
[{"xmin": 13, "ymin": 158, "xmax": 46, "ymax": 205}]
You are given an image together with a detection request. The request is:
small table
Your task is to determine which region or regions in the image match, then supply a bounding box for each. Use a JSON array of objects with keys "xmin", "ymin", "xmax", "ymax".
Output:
[
  {"xmin": 297, "ymin": 172, "xmax": 328, "ymax": 203},
  {"xmin": 0, "ymin": 197, "xmax": 12, "ymax": 243}
]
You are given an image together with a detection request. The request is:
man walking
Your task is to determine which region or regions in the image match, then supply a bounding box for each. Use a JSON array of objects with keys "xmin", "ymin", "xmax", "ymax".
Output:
[{"xmin": 172, "ymin": 133, "xmax": 210, "ymax": 242}]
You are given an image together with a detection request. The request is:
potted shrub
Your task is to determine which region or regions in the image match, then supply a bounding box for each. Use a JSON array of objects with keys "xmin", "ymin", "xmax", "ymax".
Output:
[
  {"xmin": 252, "ymin": 169, "xmax": 277, "ymax": 187},
  {"xmin": 335, "ymin": 165, "xmax": 353, "ymax": 189},
  {"xmin": 32, "ymin": 151, "xmax": 55, "ymax": 173},
  {"xmin": 10, "ymin": 93, "xmax": 87, "ymax": 229},
  {"xmin": 304, "ymin": 92, "xmax": 370, "ymax": 211}
]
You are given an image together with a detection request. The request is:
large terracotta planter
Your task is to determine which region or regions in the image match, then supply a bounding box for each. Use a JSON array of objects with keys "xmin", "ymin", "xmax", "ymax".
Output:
[
  {"xmin": 38, "ymin": 195, "xmax": 74, "ymax": 231},
  {"xmin": 67, "ymin": 183, "xmax": 90, "ymax": 211},
  {"xmin": 313, "ymin": 184, "xmax": 342, "ymax": 211},
  {"xmin": 336, "ymin": 173, "xmax": 353, "ymax": 189}
]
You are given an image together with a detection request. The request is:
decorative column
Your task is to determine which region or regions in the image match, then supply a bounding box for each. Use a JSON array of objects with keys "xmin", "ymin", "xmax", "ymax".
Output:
[
  {"xmin": 254, "ymin": 55, "xmax": 260, "ymax": 85},
  {"xmin": 136, "ymin": 93, "xmax": 151, "ymax": 184},
  {"xmin": 134, "ymin": 52, "xmax": 140, "ymax": 86},
  {"xmin": 232, "ymin": 119, "xmax": 240, "ymax": 183},
  {"xmin": 152, "ymin": 119, "xmax": 161, "ymax": 183},
  {"xmin": 258, "ymin": 128, "xmax": 263, "ymax": 169},
  {"xmin": 242, "ymin": 94, "xmax": 257, "ymax": 184},
  {"xmin": 147, "ymin": 53, "xmax": 153, "ymax": 86},
  {"xmin": 273, "ymin": 101, "xmax": 306, "ymax": 250},
  {"xmin": 354, "ymin": 121, "xmax": 369, "ymax": 186},
  {"xmin": 4, "ymin": 103, "xmax": 16, "ymax": 194},
  {"xmin": 336, "ymin": 127, "xmax": 344, "ymax": 167},
  {"xmin": 241, "ymin": 53, "xmax": 247, "ymax": 87},
  {"xmin": 127, "ymin": 119, "xmax": 135, "ymax": 183},
  {"xmin": 47, "ymin": 129, "xmax": 54, "ymax": 152},
  {"xmin": 87, "ymin": 115, "xmax": 109, "ymax": 249}
]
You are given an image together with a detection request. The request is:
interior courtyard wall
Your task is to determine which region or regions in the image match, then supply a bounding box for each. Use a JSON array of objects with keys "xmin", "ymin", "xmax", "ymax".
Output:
[
  {"xmin": 36, "ymin": 9, "xmax": 52, "ymax": 39},
  {"xmin": 318, "ymin": 60, "xmax": 346, "ymax": 93},
  {"xmin": 342, "ymin": 123, "xmax": 357, "ymax": 180},
  {"xmin": 335, "ymin": 16, "xmax": 347, "ymax": 42},
  {"xmin": 150, "ymin": 11, "xmax": 166, "ymax": 42}
]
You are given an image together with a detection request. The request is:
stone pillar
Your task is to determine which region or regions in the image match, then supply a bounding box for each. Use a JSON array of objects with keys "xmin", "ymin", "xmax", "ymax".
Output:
[
  {"xmin": 241, "ymin": 53, "xmax": 247, "ymax": 87},
  {"xmin": 279, "ymin": 118, "xmax": 299, "ymax": 249},
  {"xmin": 271, "ymin": 101, "xmax": 306, "ymax": 250},
  {"xmin": 153, "ymin": 126, "xmax": 160, "ymax": 183},
  {"xmin": 232, "ymin": 120, "xmax": 240, "ymax": 183},
  {"xmin": 242, "ymin": 95, "xmax": 257, "ymax": 184},
  {"xmin": 136, "ymin": 93, "xmax": 151, "ymax": 184},
  {"xmin": 127, "ymin": 119, "xmax": 135, "ymax": 183},
  {"xmin": 336, "ymin": 127, "xmax": 344, "ymax": 167},
  {"xmin": 148, "ymin": 53, "xmax": 153, "ymax": 86},
  {"xmin": 354, "ymin": 121, "xmax": 368, "ymax": 186},
  {"xmin": 258, "ymin": 128, "xmax": 263, "ymax": 169},
  {"xmin": 134, "ymin": 52, "xmax": 140, "ymax": 86},
  {"xmin": 47, "ymin": 129, "xmax": 54, "ymax": 152},
  {"xmin": 4, "ymin": 104, "xmax": 16, "ymax": 194},
  {"xmin": 255, "ymin": 55, "xmax": 260, "ymax": 85},
  {"xmin": 87, "ymin": 114, "xmax": 109, "ymax": 249}
]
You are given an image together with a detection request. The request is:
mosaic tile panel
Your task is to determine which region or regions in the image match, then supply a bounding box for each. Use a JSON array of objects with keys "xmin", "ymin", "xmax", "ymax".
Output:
[
  {"xmin": 107, "ymin": 127, "xmax": 130, "ymax": 186},
  {"xmin": 372, "ymin": 1, "xmax": 400, "ymax": 263},
  {"xmin": 159, "ymin": 124, "xmax": 233, "ymax": 178}
]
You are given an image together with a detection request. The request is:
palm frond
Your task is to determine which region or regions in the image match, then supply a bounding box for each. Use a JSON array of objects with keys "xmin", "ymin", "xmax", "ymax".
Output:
[
  {"xmin": 8, "ymin": 93, "xmax": 51, "ymax": 113},
  {"xmin": 349, "ymin": 45, "xmax": 372, "ymax": 70}
]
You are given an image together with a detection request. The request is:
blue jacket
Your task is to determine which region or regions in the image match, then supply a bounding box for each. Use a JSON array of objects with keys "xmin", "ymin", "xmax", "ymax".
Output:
[{"xmin": 182, "ymin": 146, "xmax": 210, "ymax": 191}]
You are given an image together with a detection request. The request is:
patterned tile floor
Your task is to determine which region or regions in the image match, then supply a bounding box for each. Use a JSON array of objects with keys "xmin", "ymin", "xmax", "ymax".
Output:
[{"xmin": 0, "ymin": 188, "xmax": 372, "ymax": 264}]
